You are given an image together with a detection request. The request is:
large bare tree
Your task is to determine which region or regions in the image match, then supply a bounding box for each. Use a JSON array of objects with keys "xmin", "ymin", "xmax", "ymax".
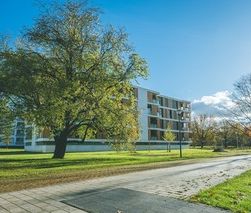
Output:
[{"xmin": 231, "ymin": 74, "xmax": 251, "ymax": 132}]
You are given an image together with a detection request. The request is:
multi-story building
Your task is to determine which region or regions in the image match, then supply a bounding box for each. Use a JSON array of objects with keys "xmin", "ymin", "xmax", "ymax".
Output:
[
  {"xmin": 135, "ymin": 86, "xmax": 191, "ymax": 143},
  {"xmin": 24, "ymin": 86, "xmax": 191, "ymax": 152}
]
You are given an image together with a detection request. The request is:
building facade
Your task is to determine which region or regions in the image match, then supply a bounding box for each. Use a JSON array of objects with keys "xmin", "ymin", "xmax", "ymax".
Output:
[
  {"xmin": 0, "ymin": 118, "xmax": 25, "ymax": 147},
  {"xmin": 24, "ymin": 86, "xmax": 191, "ymax": 152},
  {"xmin": 135, "ymin": 86, "xmax": 191, "ymax": 143}
]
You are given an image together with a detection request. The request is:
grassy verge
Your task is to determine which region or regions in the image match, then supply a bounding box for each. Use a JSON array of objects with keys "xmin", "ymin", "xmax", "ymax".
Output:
[
  {"xmin": 191, "ymin": 170, "xmax": 251, "ymax": 213},
  {"xmin": 0, "ymin": 148, "xmax": 251, "ymax": 193}
]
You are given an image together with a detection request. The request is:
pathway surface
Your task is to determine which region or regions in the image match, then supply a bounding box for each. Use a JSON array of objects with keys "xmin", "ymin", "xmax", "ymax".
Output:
[{"xmin": 0, "ymin": 155, "xmax": 251, "ymax": 212}]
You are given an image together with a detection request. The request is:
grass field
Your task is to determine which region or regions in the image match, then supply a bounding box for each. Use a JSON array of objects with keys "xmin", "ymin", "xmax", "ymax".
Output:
[
  {"xmin": 0, "ymin": 148, "xmax": 251, "ymax": 193},
  {"xmin": 191, "ymin": 169, "xmax": 251, "ymax": 213}
]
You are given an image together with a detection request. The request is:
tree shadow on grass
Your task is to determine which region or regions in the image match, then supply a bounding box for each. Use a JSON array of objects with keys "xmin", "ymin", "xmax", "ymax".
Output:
[
  {"xmin": 0, "ymin": 150, "xmax": 42, "ymax": 155},
  {"xmin": 0, "ymin": 157, "xmax": 135, "ymax": 170}
]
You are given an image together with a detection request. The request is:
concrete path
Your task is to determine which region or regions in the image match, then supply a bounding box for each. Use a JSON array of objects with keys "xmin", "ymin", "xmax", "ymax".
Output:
[{"xmin": 1, "ymin": 155, "xmax": 251, "ymax": 213}]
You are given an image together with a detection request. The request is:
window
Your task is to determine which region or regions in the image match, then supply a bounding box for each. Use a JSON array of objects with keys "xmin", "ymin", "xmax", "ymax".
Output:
[
  {"xmin": 25, "ymin": 127, "xmax": 33, "ymax": 140},
  {"xmin": 16, "ymin": 138, "xmax": 24, "ymax": 145},
  {"xmin": 16, "ymin": 122, "xmax": 25, "ymax": 129},
  {"xmin": 159, "ymin": 97, "xmax": 163, "ymax": 106},
  {"xmin": 150, "ymin": 130, "xmax": 158, "ymax": 140},
  {"xmin": 147, "ymin": 104, "xmax": 152, "ymax": 114},
  {"xmin": 169, "ymin": 110, "xmax": 172, "ymax": 119},
  {"xmin": 150, "ymin": 117, "xmax": 157, "ymax": 128},
  {"xmin": 160, "ymin": 119, "xmax": 164, "ymax": 129},
  {"xmin": 160, "ymin": 108, "xmax": 164, "ymax": 117},
  {"xmin": 16, "ymin": 130, "xmax": 24, "ymax": 137}
]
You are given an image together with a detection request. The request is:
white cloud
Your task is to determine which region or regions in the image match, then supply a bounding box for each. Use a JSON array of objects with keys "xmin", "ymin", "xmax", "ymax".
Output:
[
  {"xmin": 192, "ymin": 90, "xmax": 235, "ymax": 118},
  {"xmin": 193, "ymin": 90, "xmax": 234, "ymax": 109}
]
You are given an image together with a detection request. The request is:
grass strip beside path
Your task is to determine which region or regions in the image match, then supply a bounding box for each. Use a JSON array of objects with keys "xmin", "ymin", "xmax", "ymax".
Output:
[
  {"xmin": 191, "ymin": 169, "xmax": 251, "ymax": 213},
  {"xmin": 1, "ymin": 148, "xmax": 251, "ymax": 193}
]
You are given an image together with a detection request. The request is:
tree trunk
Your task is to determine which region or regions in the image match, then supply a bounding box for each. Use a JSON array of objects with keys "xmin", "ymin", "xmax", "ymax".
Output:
[
  {"xmin": 223, "ymin": 136, "xmax": 227, "ymax": 148},
  {"xmin": 53, "ymin": 132, "xmax": 68, "ymax": 159},
  {"xmin": 224, "ymin": 139, "xmax": 227, "ymax": 148},
  {"xmin": 200, "ymin": 141, "xmax": 204, "ymax": 149}
]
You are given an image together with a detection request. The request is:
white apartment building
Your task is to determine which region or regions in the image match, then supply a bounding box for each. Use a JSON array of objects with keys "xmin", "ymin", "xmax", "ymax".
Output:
[
  {"xmin": 135, "ymin": 86, "xmax": 191, "ymax": 143},
  {"xmin": 24, "ymin": 86, "xmax": 191, "ymax": 152}
]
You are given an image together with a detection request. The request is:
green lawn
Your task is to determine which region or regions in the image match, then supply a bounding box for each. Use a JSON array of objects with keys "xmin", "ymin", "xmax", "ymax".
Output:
[
  {"xmin": 191, "ymin": 170, "xmax": 251, "ymax": 213},
  {"xmin": 0, "ymin": 148, "xmax": 251, "ymax": 193}
]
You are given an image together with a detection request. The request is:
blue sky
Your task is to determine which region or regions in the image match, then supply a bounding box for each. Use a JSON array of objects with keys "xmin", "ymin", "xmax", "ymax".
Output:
[{"xmin": 1, "ymin": 0, "xmax": 251, "ymax": 105}]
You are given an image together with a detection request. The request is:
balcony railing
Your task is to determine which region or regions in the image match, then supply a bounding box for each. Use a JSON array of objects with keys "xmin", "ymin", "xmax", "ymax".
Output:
[
  {"xmin": 150, "ymin": 124, "xmax": 157, "ymax": 128},
  {"xmin": 150, "ymin": 99, "xmax": 160, "ymax": 104},
  {"xmin": 148, "ymin": 110, "xmax": 158, "ymax": 116},
  {"xmin": 150, "ymin": 136, "xmax": 158, "ymax": 140}
]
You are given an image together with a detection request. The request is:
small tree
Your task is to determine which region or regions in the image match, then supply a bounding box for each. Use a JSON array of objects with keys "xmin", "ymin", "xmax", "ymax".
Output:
[
  {"xmin": 107, "ymin": 106, "xmax": 139, "ymax": 153},
  {"xmin": 163, "ymin": 125, "xmax": 176, "ymax": 152}
]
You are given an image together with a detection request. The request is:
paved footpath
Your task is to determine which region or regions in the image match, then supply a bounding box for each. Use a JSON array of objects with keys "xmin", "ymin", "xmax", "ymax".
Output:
[{"xmin": 1, "ymin": 155, "xmax": 251, "ymax": 213}]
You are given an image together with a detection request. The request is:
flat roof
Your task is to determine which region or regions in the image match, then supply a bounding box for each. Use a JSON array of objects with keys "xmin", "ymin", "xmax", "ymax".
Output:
[{"xmin": 134, "ymin": 85, "xmax": 191, "ymax": 103}]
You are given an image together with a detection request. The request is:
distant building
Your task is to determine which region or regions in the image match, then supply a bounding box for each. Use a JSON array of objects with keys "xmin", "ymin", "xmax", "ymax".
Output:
[
  {"xmin": 24, "ymin": 86, "xmax": 192, "ymax": 152},
  {"xmin": 0, "ymin": 118, "xmax": 25, "ymax": 147}
]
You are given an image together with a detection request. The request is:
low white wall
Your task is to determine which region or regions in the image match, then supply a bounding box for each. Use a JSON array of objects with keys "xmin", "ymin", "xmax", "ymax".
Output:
[{"xmin": 25, "ymin": 143, "xmax": 190, "ymax": 153}]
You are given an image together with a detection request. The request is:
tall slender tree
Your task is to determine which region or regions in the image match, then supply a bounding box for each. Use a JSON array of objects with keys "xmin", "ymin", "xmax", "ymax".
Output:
[
  {"xmin": 163, "ymin": 125, "xmax": 176, "ymax": 152},
  {"xmin": 0, "ymin": 1, "xmax": 148, "ymax": 158}
]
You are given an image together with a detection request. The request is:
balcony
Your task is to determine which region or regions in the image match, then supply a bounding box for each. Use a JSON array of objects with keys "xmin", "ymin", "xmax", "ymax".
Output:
[
  {"xmin": 149, "ymin": 99, "xmax": 160, "ymax": 105},
  {"xmin": 150, "ymin": 123, "xmax": 157, "ymax": 128},
  {"xmin": 148, "ymin": 110, "xmax": 159, "ymax": 117}
]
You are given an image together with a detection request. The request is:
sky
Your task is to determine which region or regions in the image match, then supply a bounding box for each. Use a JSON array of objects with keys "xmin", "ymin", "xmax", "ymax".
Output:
[{"xmin": 1, "ymin": 0, "xmax": 251, "ymax": 115}]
